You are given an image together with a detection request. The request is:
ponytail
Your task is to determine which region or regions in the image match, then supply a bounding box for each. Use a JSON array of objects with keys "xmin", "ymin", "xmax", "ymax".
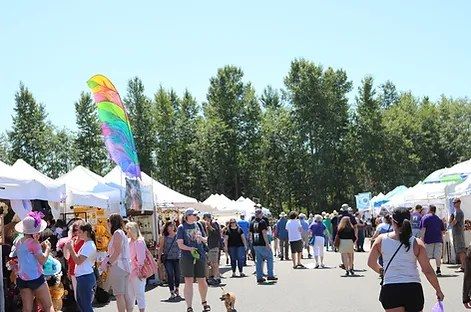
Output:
[{"xmin": 398, "ymin": 219, "xmax": 412, "ymax": 251}]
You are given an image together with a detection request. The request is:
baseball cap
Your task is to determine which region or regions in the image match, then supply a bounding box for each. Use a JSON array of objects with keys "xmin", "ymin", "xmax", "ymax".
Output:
[
  {"xmin": 202, "ymin": 212, "xmax": 212, "ymax": 219},
  {"xmin": 184, "ymin": 208, "xmax": 199, "ymax": 217}
]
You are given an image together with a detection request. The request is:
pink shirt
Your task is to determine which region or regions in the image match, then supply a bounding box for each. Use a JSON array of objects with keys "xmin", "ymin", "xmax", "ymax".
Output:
[
  {"xmin": 129, "ymin": 238, "xmax": 146, "ymax": 277},
  {"xmin": 12, "ymin": 238, "xmax": 43, "ymax": 281}
]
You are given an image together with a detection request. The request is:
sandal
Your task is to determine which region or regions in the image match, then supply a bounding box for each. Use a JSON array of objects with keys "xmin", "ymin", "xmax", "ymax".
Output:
[
  {"xmin": 202, "ymin": 301, "xmax": 211, "ymax": 311},
  {"xmin": 187, "ymin": 308, "xmax": 194, "ymax": 312}
]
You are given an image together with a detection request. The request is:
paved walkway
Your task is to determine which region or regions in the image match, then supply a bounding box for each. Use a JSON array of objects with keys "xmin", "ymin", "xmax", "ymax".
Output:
[{"xmin": 95, "ymin": 250, "xmax": 463, "ymax": 312}]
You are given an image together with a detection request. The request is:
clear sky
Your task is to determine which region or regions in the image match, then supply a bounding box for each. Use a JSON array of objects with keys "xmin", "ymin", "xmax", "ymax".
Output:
[{"xmin": 1, "ymin": 1, "xmax": 470, "ymax": 132}]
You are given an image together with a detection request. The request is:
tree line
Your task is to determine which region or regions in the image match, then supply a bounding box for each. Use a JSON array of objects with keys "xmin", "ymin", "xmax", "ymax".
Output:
[{"xmin": 2, "ymin": 59, "xmax": 471, "ymax": 214}]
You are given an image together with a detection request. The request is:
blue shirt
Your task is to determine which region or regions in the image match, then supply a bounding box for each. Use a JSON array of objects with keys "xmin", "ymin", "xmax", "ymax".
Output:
[
  {"xmin": 309, "ymin": 221, "xmax": 326, "ymax": 238},
  {"xmin": 300, "ymin": 218, "xmax": 310, "ymax": 232},
  {"xmin": 237, "ymin": 219, "xmax": 250, "ymax": 236},
  {"xmin": 276, "ymin": 217, "xmax": 288, "ymax": 240},
  {"xmin": 177, "ymin": 222, "xmax": 206, "ymax": 261}
]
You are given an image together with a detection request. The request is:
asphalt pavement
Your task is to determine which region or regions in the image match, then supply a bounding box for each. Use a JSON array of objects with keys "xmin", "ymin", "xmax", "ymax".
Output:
[{"xmin": 95, "ymin": 250, "xmax": 464, "ymax": 312}]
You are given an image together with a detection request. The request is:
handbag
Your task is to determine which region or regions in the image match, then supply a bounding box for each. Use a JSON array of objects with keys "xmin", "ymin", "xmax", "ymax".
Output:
[
  {"xmin": 139, "ymin": 246, "xmax": 159, "ymax": 279},
  {"xmin": 161, "ymin": 236, "xmax": 177, "ymax": 263},
  {"xmin": 380, "ymin": 242, "xmax": 403, "ymax": 286},
  {"xmin": 334, "ymin": 234, "xmax": 340, "ymax": 248}
]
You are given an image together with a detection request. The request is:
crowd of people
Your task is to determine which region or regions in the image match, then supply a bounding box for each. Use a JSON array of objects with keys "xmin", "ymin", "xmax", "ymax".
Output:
[{"xmin": 4, "ymin": 197, "xmax": 471, "ymax": 311}]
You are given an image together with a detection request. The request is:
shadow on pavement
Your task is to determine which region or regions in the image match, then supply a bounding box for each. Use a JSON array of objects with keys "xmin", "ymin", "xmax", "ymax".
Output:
[{"xmin": 438, "ymin": 274, "xmax": 459, "ymax": 278}]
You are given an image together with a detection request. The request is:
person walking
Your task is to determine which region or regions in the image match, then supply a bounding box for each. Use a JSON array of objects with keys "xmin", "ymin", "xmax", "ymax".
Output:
[
  {"xmin": 176, "ymin": 208, "xmax": 211, "ymax": 312},
  {"xmin": 64, "ymin": 219, "xmax": 85, "ymax": 301},
  {"xmin": 368, "ymin": 207, "xmax": 444, "ymax": 312},
  {"xmin": 159, "ymin": 221, "xmax": 181, "ymax": 301},
  {"xmin": 299, "ymin": 213, "xmax": 311, "ymax": 258},
  {"xmin": 11, "ymin": 212, "xmax": 54, "ymax": 312},
  {"xmin": 237, "ymin": 213, "xmax": 250, "ymax": 264},
  {"xmin": 103, "ymin": 213, "xmax": 132, "ymax": 312},
  {"xmin": 66, "ymin": 222, "xmax": 97, "ymax": 312},
  {"xmin": 411, "ymin": 205, "xmax": 424, "ymax": 238},
  {"xmin": 250, "ymin": 208, "xmax": 278, "ymax": 284},
  {"xmin": 323, "ymin": 214, "xmax": 333, "ymax": 252},
  {"xmin": 125, "ymin": 222, "xmax": 147, "ymax": 312},
  {"xmin": 355, "ymin": 212, "xmax": 366, "ymax": 252},
  {"xmin": 331, "ymin": 211, "xmax": 339, "ymax": 252},
  {"xmin": 286, "ymin": 211, "xmax": 305, "ymax": 269},
  {"xmin": 451, "ymin": 197, "xmax": 467, "ymax": 272},
  {"xmin": 309, "ymin": 214, "xmax": 326, "ymax": 268},
  {"xmin": 420, "ymin": 205, "xmax": 445, "ymax": 276},
  {"xmin": 203, "ymin": 213, "xmax": 222, "ymax": 285},
  {"xmin": 224, "ymin": 218, "xmax": 248, "ymax": 277},
  {"xmin": 275, "ymin": 212, "xmax": 289, "ymax": 260},
  {"xmin": 336, "ymin": 216, "xmax": 356, "ymax": 276}
]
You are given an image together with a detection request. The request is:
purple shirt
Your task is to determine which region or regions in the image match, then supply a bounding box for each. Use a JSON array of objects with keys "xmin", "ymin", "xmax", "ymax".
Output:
[
  {"xmin": 420, "ymin": 213, "xmax": 445, "ymax": 244},
  {"xmin": 309, "ymin": 221, "xmax": 326, "ymax": 238}
]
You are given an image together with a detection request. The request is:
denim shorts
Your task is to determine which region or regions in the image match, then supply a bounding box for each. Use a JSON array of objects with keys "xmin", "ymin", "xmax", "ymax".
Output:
[{"xmin": 17, "ymin": 275, "xmax": 46, "ymax": 290}]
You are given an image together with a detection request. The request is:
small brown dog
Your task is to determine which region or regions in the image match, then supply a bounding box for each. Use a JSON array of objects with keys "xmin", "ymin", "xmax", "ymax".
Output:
[{"xmin": 220, "ymin": 292, "xmax": 236, "ymax": 312}]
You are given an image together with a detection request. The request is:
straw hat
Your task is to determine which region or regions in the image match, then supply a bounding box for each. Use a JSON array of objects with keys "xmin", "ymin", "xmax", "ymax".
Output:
[{"xmin": 15, "ymin": 212, "xmax": 47, "ymax": 235}]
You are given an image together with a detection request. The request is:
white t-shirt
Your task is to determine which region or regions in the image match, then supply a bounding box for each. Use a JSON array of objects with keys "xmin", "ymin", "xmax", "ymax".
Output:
[
  {"xmin": 75, "ymin": 240, "xmax": 97, "ymax": 277},
  {"xmin": 285, "ymin": 219, "xmax": 302, "ymax": 242}
]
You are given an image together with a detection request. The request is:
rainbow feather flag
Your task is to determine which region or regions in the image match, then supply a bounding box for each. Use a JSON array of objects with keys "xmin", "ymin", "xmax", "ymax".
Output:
[{"xmin": 87, "ymin": 74, "xmax": 141, "ymax": 179}]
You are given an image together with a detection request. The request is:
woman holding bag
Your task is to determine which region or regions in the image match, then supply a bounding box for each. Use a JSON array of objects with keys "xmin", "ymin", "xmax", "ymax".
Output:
[
  {"xmin": 126, "ymin": 222, "xmax": 147, "ymax": 312},
  {"xmin": 159, "ymin": 221, "xmax": 181, "ymax": 301},
  {"xmin": 368, "ymin": 207, "xmax": 444, "ymax": 312}
]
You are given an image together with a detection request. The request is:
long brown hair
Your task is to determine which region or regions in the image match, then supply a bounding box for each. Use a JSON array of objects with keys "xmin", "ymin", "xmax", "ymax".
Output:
[
  {"xmin": 162, "ymin": 221, "xmax": 176, "ymax": 237},
  {"xmin": 108, "ymin": 213, "xmax": 123, "ymax": 235},
  {"xmin": 338, "ymin": 216, "xmax": 353, "ymax": 232}
]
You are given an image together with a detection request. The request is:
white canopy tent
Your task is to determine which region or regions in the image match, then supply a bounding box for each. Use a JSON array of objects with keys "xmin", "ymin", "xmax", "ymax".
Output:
[
  {"xmin": 56, "ymin": 166, "xmax": 121, "ymax": 214},
  {"xmin": 202, "ymin": 194, "xmax": 238, "ymax": 211},
  {"xmin": 0, "ymin": 160, "xmax": 64, "ymax": 204},
  {"xmin": 103, "ymin": 167, "xmax": 154, "ymax": 211},
  {"xmin": 140, "ymin": 172, "xmax": 197, "ymax": 205}
]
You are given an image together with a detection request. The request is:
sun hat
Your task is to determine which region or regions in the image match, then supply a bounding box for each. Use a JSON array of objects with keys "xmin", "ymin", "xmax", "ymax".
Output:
[
  {"xmin": 15, "ymin": 211, "xmax": 47, "ymax": 235},
  {"xmin": 43, "ymin": 256, "xmax": 62, "ymax": 276},
  {"xmin": 254, "ymin": 203, "xmax": 262, "ymax": 208},
  {"xmin": 341, "ymin": 203, "xmax": 350, "ymax": 210},
  {"xmin": 279, "ymin": 211, "xmax": 287, "ymax": 217}
]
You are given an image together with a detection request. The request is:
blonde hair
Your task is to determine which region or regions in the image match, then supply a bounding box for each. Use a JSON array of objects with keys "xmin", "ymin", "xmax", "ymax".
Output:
[{"xmin": 125, "ymin": 221, "xmax": 143, "ymax": 240}]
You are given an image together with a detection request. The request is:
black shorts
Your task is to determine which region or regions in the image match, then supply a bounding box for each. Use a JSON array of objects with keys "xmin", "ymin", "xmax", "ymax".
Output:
[
  {"xmin": 379, "ymin": 282, "xmax": 424, "ymax": 312},
  {"xmin": 290, "ymin": 240, "xmax": 303, "ymax": 253},
  {"xmin": 17, "ymin": 275, "xmax": 46, "ymax": 291},
  {"xmin": 180, "ymin": 256, "xmax": 207, "ymax": 278}
]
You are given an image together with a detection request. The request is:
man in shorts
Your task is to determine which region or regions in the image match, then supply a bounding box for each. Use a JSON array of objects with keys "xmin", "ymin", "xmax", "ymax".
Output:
[
  {"xmin": 286, "ymin": 211, "xmax": 305, "ymax": 269},
  {"xmin": 202, "ymin": 212, "xmax": 222, "ymax": 285},
  {"xmin": 420, "ymin": 205, "xmax": 445, "ymax": 275},
  {"xmin": 450, "ymin": 197, "xmax": 467, "ymax": 272},
  {"xmin": 177, "ymin": 208, "xmax": 211, "ymax": 312}
]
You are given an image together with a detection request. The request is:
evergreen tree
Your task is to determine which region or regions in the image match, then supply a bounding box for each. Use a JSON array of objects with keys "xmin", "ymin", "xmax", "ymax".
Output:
[
  {"xmin": 124, "ymin": 77, "xmax": 155, "ymax": 174},
  {"xmin": 44, "ymin": 128, "xmax": 76, "ymax": 178},
  {"xmin": 0, "ymin": 133, "xmax": 10, "ymax": 163},
  {"xmin": 153, "ymin": 86, "xmax": 177, "ymax": 187},
  {"xmin": 74, "ymin": 92, "xmax": 107, "ymax": 174},
  {"xmin": 8, "ymin": 83, "xmax": 50, "ymax": 169}
]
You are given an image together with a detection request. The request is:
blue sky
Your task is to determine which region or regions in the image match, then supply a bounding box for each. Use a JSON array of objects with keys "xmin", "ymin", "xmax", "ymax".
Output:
[{"xmin": 1, "ymin": 1, "xmax": 470, "ymax": 132}]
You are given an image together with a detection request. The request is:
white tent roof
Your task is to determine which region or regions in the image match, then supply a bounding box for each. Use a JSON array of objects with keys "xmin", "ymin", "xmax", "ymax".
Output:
[
  {"xmin": 202, "ymin": 194, "xmax": 236, "ymax": 211},
  {"xmin": 56, "ymin": 166, "xmax": 121, "ymax": 212},
  {"xmin": 103, "ymin": 167, "xmax": 154, "ymax": 211},
  {"xmin": 139, "ymin": 171, "xmax": 197, "ymax": 204},
  {"xmin": 0, "ymin": 160, "xmax": 64, "ymax": 202}
]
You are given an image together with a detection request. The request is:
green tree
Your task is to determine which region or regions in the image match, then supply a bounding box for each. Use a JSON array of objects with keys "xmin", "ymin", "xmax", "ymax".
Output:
[
  {"xmin": 352, "ymin": 76, "xmax": 386, "ymax": 192},
  {"xmin": 153, "ymin": 86, "xmax": 177, "ymax": 187},
  {"xmin": 124, "ymin": 77, "xmax": 155, "ymax": 174},
  {"xmin": 203, "ymin": 65, "xmax": 261, "ymax": 199},
  {"xmin": 8, "ymin": 83, "xmax": 50, "ymax": 169},
  {"xmin": 44, "ymin": 128, "xmax": 76, "ymax": 178},
  {"xmin": 0, "ymin": 133, "xmax": 10, "ymax": 163},
  {"xmin": 284, "ymin": 59, "xmax": 352, "ymax": 210},
  {"xmin": 173, "ymin": 90, "xmax": 202, "ymax": 197},
  {"xmin": 379, "ymin": 80, "xmax": 398, "ymax": 109},
  {"xmin": 74, "ymin": 92, "xmax": 107, "ymax": 174}
]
